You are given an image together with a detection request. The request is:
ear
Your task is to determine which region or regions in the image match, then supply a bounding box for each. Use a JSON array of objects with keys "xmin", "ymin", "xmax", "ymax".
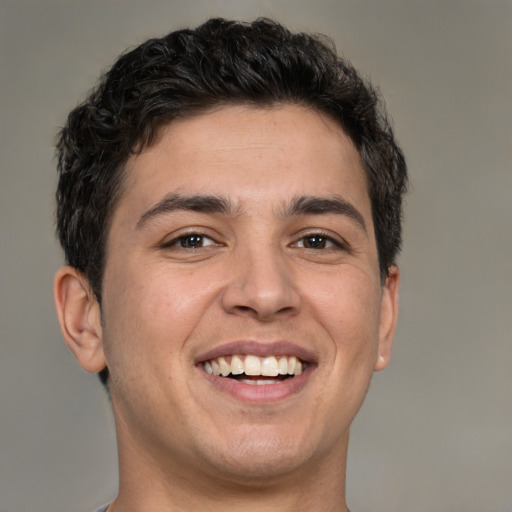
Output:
[
  {"xmin": 374, "ymin": 265, "xmax": 400, "ymax": 372},
  {"xmin": 53, "ymin": 266, "xmax": 106, "ymax": 373}
]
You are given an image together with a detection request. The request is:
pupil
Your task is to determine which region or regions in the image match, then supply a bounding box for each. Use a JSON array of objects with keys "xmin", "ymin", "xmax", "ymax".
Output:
[
  {"xmin": 307, "ymin": 236, "xmax": 325, "ymax": 248},
  {"xmin": 183, "ymin": 235, "xmax": 202, "ymax": 247}
]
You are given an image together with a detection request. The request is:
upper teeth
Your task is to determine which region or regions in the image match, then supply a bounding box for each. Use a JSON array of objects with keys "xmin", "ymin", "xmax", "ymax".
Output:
[{"xmin": 203, "ymin": 355, "xmax": 304, "ymax": 377}]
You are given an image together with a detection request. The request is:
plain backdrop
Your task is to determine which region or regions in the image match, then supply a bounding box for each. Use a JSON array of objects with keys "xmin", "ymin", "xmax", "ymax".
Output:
[{"xmin": 1, "ymin": 1, "xmax": 511, "ymax": 511}]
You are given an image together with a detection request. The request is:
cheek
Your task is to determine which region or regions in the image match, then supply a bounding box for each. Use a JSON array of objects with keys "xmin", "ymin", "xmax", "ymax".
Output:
[
  {"xmin": 306, "ymin": 268, "xmax": 382, "ymax": 361},
  {"xmin": 101, "ymin": 263, "xmax": 220, "ymax": 365}
]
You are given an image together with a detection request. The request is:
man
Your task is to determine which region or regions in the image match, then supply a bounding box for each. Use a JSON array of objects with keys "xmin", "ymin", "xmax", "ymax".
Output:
[{"xmin": 53, "ymin": 18, "xmax": 407, "ymax": 512}]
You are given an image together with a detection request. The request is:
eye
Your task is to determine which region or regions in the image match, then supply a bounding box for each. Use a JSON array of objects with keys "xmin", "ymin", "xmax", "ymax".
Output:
[
  {"xmin": 166, "ymin": 233, "xmax": 217, "ymax": 249},
  {"xmin": 294, "ymin": 234, "xmax": 344, "ymax": 250}
]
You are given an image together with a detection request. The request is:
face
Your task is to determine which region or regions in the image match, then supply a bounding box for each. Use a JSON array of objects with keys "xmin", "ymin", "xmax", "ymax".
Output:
[{"xmin": 96, "ymin": 105, "xmax": 399, "ymax": 483}]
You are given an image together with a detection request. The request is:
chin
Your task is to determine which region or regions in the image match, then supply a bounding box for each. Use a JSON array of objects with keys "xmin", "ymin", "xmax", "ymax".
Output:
[{"xmin": 199, "ymin": 425, "xmax": 325, "ymax": 484}]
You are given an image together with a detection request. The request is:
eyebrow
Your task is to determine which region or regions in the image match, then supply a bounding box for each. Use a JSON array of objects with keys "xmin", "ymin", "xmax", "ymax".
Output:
[
  {"xmin": 136, "ymin": 193, "xmax": 236, "ymax": 228},
  {"xmin": 136, "ymin": 192, "xmax": 366, "ymax": 233},
  {"xmin": 282, "ymin": 195, "xmax": 367, "ymax": 233}
]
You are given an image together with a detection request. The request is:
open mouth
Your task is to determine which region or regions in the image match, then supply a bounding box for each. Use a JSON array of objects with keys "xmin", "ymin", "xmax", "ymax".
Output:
[{"xmin": 202, "ymin": 355, "xmax": 307, "ymax": 385}]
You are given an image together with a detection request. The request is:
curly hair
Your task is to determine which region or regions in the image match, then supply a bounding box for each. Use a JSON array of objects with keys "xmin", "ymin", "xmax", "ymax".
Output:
[{"xmin": 56, "ymin": 16, "xmax": 407, "ymax": 303}]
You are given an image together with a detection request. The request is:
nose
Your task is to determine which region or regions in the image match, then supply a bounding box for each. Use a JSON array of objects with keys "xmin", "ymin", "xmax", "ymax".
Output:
[{"xmin": 221, "ymin": 245, "xmax": 301, "ymax": 321}]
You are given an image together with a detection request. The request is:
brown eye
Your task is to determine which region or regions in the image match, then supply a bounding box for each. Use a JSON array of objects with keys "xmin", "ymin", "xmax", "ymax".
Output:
[
  {"xmin": 166, "ymin": 233, "xmax": 217, "ymax": 249},
  {"xmin": 303, "ymin": 235, "xmax": 328, "ymax": 249},
  {"xmin": 180, "ymin": 234, "xmax": 204, "ymax": 248},
  {"xmin": 296, "ymin": 234, "xmax": 339, "ymax": 249}
]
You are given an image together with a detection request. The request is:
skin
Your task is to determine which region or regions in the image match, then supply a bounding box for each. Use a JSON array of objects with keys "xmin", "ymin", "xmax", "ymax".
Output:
[{"xmin": 54, "ymin": 104, "xmax": 399, "ymax": 512}]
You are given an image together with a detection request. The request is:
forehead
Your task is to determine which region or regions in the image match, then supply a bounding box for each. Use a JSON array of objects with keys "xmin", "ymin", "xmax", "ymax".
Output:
[{"xmin": 118, "ymin": 104, "xmax": 369, "ymax": 219}]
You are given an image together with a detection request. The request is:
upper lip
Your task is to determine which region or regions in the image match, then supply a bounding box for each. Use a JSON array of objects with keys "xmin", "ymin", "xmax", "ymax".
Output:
[{"xmin": 195, "ymin": 340, "xmax": 317, "ymax": 365}]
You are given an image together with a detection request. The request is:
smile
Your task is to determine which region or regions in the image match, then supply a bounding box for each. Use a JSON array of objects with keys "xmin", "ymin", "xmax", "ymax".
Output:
[{"xmin": 203, "ymin": 355, "xmax": 306, "ymax": 385}]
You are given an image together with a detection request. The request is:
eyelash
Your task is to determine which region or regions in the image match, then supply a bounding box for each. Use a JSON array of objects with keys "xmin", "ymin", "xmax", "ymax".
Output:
[
  {"xmin": 161, "ymin": 232, "xmax": 218, "ymax": 249},
  {"xmin": 161, "ymin": 230, "xmax": 347, "ymax": 253},
  {"xmin": 293, "ymin": 232, "xmax": 347, "ymax": 251}
]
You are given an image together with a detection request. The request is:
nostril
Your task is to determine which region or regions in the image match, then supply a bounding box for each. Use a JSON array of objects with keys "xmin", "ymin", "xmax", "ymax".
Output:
[
  {"xmin": 277, "ymin": 306, "xmax": 295, "ymax": 314},
  {"xmin": 233, "ymin": 305, "xmax": 257, "ymax": 315}
]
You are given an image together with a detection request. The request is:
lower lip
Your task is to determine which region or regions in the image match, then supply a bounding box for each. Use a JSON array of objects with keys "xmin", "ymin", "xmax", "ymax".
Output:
[{"xmin": 198, "ymin": 368, "xmax": 311, "ymax": 403}]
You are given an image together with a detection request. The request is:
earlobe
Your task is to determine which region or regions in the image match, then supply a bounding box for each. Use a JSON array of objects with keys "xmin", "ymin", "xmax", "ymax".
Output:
[
  {"xmin": 374, "ymin": 266, "xmax": 400, "ymax": 372},
  {"xmin": 53, "ymin": 266, "xmax": 107, "ymax": 373}
]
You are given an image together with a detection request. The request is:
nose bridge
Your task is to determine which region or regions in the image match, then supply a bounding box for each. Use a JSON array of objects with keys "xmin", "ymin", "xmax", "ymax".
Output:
[{"xmin": 221, "ymin": 236, "xmax": 300, "ymax": 320}]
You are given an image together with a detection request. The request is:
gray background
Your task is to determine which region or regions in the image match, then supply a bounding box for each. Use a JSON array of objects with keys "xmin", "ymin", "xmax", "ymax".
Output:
[{"xmin": 1, "ymin": 1, "xmax": 511, "ymax": 511}]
